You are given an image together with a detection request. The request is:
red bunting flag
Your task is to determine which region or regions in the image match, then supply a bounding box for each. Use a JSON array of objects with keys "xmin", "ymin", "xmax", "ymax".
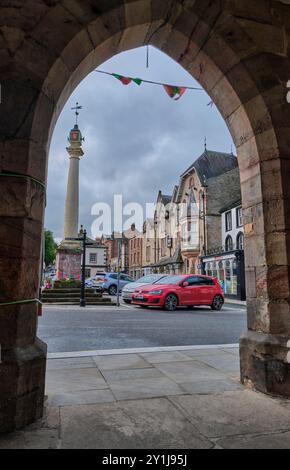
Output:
[
  {"xmin": 112, "ymin": 73, "xmax": 142, "ymax": 86},
  {"xmin": 163, "ymin": 85, "xmax": 187, "ymax": 100}
]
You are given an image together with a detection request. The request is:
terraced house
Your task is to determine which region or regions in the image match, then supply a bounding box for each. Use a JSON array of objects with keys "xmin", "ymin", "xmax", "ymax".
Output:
[{"xmin": 143, "ymin": 148, "xmax": 242, "ymax": 276}]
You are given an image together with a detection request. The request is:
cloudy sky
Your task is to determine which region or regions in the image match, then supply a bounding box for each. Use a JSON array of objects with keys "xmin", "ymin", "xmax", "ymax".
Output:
[{"xmin": 45, "ymin": 46, "xmax": 234, "ymax": 240}]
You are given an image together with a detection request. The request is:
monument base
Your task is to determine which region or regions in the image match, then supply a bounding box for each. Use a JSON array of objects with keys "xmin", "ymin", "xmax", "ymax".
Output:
[{"xmin": 56, "ymin": 244, "xmax": 82, "ymax": 279}]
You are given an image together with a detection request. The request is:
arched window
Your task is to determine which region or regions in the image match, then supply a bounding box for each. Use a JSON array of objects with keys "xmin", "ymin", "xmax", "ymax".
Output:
[
  {"xmin": 237, "ymin": 232, "xmax": 244, "ymax": 250},
  {"xmin": 225, "ymin": 235, "xmax": 233, "ymax": 252}
]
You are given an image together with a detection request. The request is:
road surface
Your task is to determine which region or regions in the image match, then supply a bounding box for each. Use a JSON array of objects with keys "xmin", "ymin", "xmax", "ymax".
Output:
[{"xmin": 38, "ymin": 302, "xmax": 247, "ymax": 353}]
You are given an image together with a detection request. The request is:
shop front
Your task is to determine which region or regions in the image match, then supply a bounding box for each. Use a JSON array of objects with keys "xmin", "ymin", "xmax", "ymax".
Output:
[{"xmin": 201, "ymin": 250, "xmax": 246, "ymax": 301}]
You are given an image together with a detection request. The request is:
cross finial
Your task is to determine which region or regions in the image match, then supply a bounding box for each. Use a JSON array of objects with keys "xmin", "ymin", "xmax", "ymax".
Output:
[
  {"xmin": 71, "ymin": 102, "xmax": 82, "ymax": 125},
  {"xmin": 204, "ymin": 137, "xmax": 207, "ymax": 151}
]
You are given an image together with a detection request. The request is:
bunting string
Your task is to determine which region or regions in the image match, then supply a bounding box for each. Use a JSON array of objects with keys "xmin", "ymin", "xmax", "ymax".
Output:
[{"xmin": 94, "ymin": 69, "xmax": 208, "ymax": 102}]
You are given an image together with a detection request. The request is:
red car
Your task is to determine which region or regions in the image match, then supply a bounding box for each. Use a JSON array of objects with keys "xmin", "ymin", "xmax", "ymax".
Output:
[{"xmin": 132, "ymin": 274, "xmax": 224, "ymax": 311}]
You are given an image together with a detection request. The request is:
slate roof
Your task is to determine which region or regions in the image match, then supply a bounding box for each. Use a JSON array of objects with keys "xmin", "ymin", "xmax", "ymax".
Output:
[
  {"xmin": 160, "ymin": 194, "xmax": 172, "ymax": 205},
  {"xmin": 151, "ymin": 246, "xmax": 183, "ymax": 267},
  {"xmin": 181, "ymin": 150, "xmax": 238, "ymax": 182},
  {"xmin": 219, "ymin": 198, "xmax": 242, "ymax": 214}
]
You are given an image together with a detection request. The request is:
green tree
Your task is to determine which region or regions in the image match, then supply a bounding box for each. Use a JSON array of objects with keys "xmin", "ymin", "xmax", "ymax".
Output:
[{"xmin": 44, "ymin": 229, "xmax": 57, "ymax": 267}]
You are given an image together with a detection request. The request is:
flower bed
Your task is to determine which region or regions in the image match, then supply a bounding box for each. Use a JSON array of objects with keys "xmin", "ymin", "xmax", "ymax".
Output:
[{"xmin": 53, "ymin": 279, "xmax": 82, "ymax": 289}]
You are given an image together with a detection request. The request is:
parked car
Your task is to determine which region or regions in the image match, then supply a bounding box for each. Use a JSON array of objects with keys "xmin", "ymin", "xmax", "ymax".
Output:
[
  {"xmin": 122, "ymin": 274, "xmax": 169, "ymax": 303},
  {"xmin": 85, "ymin": 273, "xmax": 107, "ymax": 290},
  {"xmin": 96, "ymin": 273, "xmax": 135, "ymax": 296},
  {"xmin": 132, "ymin": 274, "xmax": 224, "ymax": 311}
]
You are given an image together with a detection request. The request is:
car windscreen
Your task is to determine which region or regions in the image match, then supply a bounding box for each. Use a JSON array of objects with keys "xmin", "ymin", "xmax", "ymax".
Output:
[
  {"xmin": 155, "ymin": 275, "xmax": 185, "ymax": 285},
  {"xmin": 137, "ymin": 275, "xmax": 164, "ymax": 284}
]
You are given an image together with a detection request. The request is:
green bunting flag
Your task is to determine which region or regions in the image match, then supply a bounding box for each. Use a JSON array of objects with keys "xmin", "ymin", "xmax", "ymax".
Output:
[
  {"xmin": 94, "ymin": 69, "xmax": 207, "ymax": 103},
  {"xmin": 112, "ymin": 73, "xmax": 142, "ymax": 86},
  {"xmin": 163, "ymin": 85, "xmax": 187, "ymax": 100}
]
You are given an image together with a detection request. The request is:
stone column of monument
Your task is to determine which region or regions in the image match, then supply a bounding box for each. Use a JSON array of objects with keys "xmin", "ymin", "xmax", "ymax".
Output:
[{"xmin": 56, "ymin": 113, "xmax": 85, "ymax": 279}]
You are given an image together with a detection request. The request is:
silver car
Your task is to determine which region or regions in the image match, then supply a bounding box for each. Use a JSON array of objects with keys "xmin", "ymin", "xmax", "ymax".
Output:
[{"xmin": 122, "ymin": 274, "xmax": 169, "ymax": 303}]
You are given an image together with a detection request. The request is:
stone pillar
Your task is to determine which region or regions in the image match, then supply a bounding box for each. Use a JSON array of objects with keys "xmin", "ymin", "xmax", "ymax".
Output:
[
  {"xmin": 64, "ymin": 154, "xmax": 81, "ymax": 240},
  {"xmin": 0, "ymin": 170, "xmax": 47, "ymax": 433},
  {"xmin": 238, "ymin": 82, "xmax": 290, "ymax": 396},
  {"xmin": 56, "ymin": 123, "xmax": 84, "ymax": 279}
]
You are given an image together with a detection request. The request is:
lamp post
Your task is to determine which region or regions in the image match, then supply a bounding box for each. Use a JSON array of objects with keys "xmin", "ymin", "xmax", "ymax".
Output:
[
  {"xmin": 116, "ymin": 239, "xmax": 121, "ymax": 307},
  {"xmin": 80, "ymin": 229, "xmax": 87, "ymax": 307}
]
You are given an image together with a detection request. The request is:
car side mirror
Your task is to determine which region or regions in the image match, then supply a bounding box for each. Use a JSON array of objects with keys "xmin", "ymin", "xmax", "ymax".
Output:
[{"xmin": 182, "ymin": 282, "xmax": 189, "ymax": 287}]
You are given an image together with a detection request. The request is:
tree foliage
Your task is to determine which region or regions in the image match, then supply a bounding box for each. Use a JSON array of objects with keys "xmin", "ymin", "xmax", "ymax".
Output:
[{"xmin": 44, "ymin": 229, "xmax": 57, "ymax": 267}]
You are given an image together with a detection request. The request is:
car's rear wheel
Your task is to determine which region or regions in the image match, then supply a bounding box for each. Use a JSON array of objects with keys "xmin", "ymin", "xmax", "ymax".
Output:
[
  {"xmin": 108, "ymin": 285, "xmax": 117, "ymax": 296},
  {"xmin": 164, "ymin": 294, "xmax": 178, "ymax": 311},
  {"xmin": 211, "ymin": 295, "xmax": 224, "ymax": 311}
]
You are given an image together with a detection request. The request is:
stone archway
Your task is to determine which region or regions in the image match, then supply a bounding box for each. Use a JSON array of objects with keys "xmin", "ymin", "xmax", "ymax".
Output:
[{"xmin": 1, "ymin": 0, "xmax": 290, "ymax": 432}]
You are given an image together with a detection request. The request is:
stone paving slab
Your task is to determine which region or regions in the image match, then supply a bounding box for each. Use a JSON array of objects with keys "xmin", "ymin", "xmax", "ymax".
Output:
[
  {"xmin": 59, "ymin": 398, "xmax": 213, "ymax": 449},
  {"xmin": 155, "ymin": 360, "xmax": 228, "ymax": 383},
  {"xmin": 178, "ymin": 378, "xmax": 243, "ymax": 394},
  {"xmin": 0, "ymin": 429, "xmax": 59, "ymax": 449},
  {"xmin": 194, "ymin": 353, "xmax": 241, "ymax": 373},
  {"xmin": 47, "ymin": 357, "xmax": 96, "ymax": 370},
  {"xmin": 47, "ymin": 388, "xmax": 116, "ymax": 407},
  {"xmin": 46, "ymin": 368, "xmax": 108, "ymax": 394},
  {"xmin": 101, "ymin": 367, "xmax": 164, "ymax": 383},
  {"xmin": 109, "ymin": 376, "xmax": 185, "ymax": 401},
  {"xmin": 139, "ymin": 351, "xmax": 194, "ymax": 364},
  {"xmin": 170, "ymin": 390, "xmax": 290, "ymax": 438},
  {"xmin": 3, "ymin": 346, "xmax": 290, "ymax": 449},
  {"xmin": 217, "ymin": 431, "xmax": 290, "ymax": 449},
  {"xmin": 92, "ymin": 354, "xmax": 151, "ymax": 371}
]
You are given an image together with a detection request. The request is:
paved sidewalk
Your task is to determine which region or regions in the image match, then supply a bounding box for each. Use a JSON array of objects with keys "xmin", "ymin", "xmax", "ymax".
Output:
[{"xmin": 1, "ymin": 345, "xmax": 290, "ymax": 449}]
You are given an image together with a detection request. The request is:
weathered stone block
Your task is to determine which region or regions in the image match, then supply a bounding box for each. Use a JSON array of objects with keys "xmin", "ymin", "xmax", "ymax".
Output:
[
  {"xmin": 118, "ymin": 24, "xmax": 151, "ymax": 52},
  {"xmin": 125, "ymin": 0, "xmax": 151, "ymax": 26},
  {"xmin": 0, "ymin": 339, "xmax": 47, "ymax": 433},
  {"xmin": 247, "ymin": 297, "xmax": 270, "ymax": 333},
  {"xmin": 0, "ymin": 179, "xmax": 45, "ymax": 221},
  {"xmin": 236, "ymin": 19, "xmax": 286, "ymax": 55},
  {"xmin": 61, "ymin": 29, "xmax": 94, "ymax": 73},
  {"xmin": 0, "ymin": 304, "xmax": 37, "ymax": 350},
  {"xmin": 240, "ymin": 331, "xmax": 290, "ymax": 397}
]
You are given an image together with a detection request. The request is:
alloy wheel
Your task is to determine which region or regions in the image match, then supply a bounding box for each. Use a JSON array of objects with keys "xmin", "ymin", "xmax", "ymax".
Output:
[
  {"xmin": 212, "ymin": 295, "xmax": 223, "ymax": 311},
  {"xmin": 109, "ymin": 285, "xmax": 117, "ymax": 296},
  {"xmin": 165, "ymin": 294, "xmax": 178, "ymax": 311}
]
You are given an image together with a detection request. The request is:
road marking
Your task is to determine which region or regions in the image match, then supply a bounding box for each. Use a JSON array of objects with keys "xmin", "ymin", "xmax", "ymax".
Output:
[{"xmin": 48, "ymin": 343, "xmax": 239, "ymax": 359}]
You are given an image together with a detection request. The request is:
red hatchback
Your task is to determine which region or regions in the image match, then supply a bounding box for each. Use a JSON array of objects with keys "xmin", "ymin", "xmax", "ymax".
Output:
[{"xmin": 132, "ymin": 274, "xmax": 224, "ymax": 311}]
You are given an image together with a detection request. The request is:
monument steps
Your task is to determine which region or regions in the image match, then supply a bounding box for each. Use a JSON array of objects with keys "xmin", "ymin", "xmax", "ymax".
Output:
[{"xmin": 42, "ymin": 288, "xmax": 113, "ymax": 305}]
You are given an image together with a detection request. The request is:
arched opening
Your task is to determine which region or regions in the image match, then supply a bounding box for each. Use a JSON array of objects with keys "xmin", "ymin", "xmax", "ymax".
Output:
[
  {"xmin": 237, "ymin": 232, "xmax": 244, "ymax": 251},
  {"xmin": 1, "ymin": 0, "xmax": 290, "ymax": 434},
  {"xmin": 225, "ymin": 235, "xmax": 234, "ymax": 252}
]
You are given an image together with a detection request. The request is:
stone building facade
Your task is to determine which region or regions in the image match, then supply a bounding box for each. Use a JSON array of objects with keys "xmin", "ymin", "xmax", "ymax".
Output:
[
  {"xmin": 202, "ymin": 200, "xmax": 246, "ymax": 301},
  {"xmin": 142, "ymin": 150, "xmax": 242, "ymax": 276},
  {"xmin": 128, "ymin": 229, "xmax": 143, "ymax": 279}
]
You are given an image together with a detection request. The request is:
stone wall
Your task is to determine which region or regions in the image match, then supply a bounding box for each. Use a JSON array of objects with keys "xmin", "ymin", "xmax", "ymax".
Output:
[{"xmin": 1, "ymin": 0, "xmax": 290, "ymax": 431}]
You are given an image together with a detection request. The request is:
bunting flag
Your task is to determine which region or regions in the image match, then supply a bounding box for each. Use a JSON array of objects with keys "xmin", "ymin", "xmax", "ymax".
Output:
[
  {"xmin": 112, "ymin": 73, "xmax": 142, "ymax": 86},
  {"xmin": 163, "ymin": 85, "xmax": 187, "ymax": 101},
  {"xmin": 94, "ymin": 69, "xmax": 207, "ymax": 103}
]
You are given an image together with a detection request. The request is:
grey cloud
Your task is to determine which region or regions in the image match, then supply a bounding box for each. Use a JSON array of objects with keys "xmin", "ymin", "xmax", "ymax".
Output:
[{"xmin": 45, "ymin": 46, "xmax": 234, "ymax": 239}]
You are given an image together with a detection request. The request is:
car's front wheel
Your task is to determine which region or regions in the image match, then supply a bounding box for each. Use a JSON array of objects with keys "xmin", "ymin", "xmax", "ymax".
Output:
[
  {"xmin": 124, "ymin": 299, "xmax": 131, "ymax": 304},
  {"xmin": 211, "ymin": 295, "xmax": 224, "ymax": 311},
  {"xmin": 108, "ymin": 285, "xmax": 117, "ymax": 296},
  {"xmin": 164, "ymin": 294, "xmax": 178, "ymax": 311}
]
